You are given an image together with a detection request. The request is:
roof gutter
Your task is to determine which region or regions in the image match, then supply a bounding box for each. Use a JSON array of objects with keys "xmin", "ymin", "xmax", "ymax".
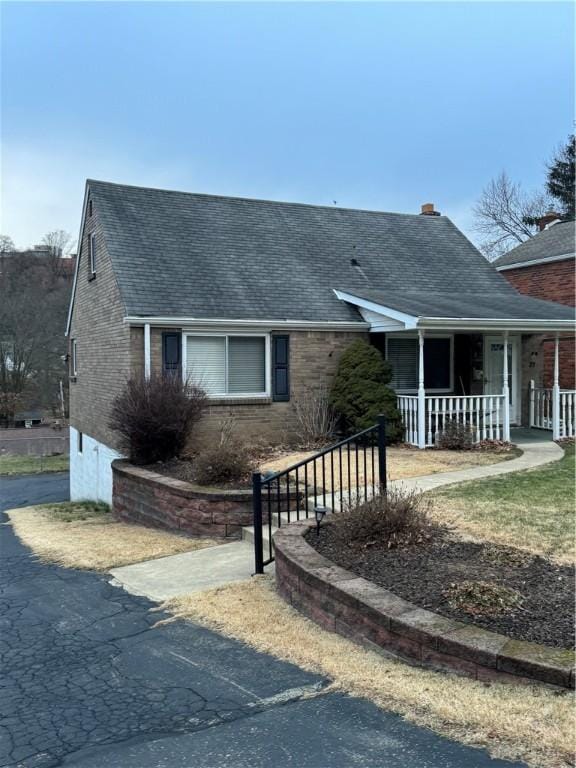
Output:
[
  {"xmin": 496, "ymin": 252, "xmax": 575, "ymax": 271},
  {"xmin": 417, "ymin": 317, "xmax": 575, "ymax": 332},
  {"xmin": 122, "ymin": 316, "xmax": 370, "ymax": 331}
]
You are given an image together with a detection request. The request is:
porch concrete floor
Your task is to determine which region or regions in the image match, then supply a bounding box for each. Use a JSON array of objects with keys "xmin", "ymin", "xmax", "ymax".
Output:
[{"xmin": 110, "ymin": 436, "xmax": 564, "ymax": 601}]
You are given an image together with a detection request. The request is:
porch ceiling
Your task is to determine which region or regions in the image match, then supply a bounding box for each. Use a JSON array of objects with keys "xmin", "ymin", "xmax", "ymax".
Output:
[{"xmin": 334, "ymin": 288, "xmax": 575, "ymax": 333}]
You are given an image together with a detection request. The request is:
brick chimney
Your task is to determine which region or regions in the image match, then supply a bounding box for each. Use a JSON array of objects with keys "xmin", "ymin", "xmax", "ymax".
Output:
[
  {"xmin": 538, "ymin": 211, "xmax": 562, "ymax": 231},
  {"xmin": 420, "ymin": 203, "xmax": 440, "ymax": 216}
]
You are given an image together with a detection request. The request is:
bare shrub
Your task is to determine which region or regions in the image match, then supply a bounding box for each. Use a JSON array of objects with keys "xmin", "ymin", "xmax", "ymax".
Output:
[
  {"xmin": 292, "ymin": 386, "xmax": 337, "ymax": 448},
  {"xmin": 194, "ymin": 443, "xmax": 256, "ymax": 487},
  {"xmin": 436, "ymin": 418, "xmax": 474, "ymax": 450},
  {"xmin": 216, "ymin": 411, "xmax": 237, "ymax": 448},
  {"xmin": 109, "ymin": 374, "xmax": 207, "ymax": 465},
  {"xmin": 332, "ymin": 486, "xmax": 432, "ymax": 550}
]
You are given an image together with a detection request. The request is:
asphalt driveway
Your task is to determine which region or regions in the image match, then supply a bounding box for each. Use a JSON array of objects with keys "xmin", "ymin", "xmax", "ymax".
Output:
[{"xmin": 0, "ymin": 473, "xmax": 524, "ymax": 768}]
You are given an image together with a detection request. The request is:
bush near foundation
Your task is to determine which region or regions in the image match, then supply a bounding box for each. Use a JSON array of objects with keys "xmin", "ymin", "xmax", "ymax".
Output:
[
  {"xmin": 329, "ymin": 340, "xmax": 403, "ymax": 442},
  {"xmin": 109, "ymin": 374, "xmax": 207, "ymax": 465}
]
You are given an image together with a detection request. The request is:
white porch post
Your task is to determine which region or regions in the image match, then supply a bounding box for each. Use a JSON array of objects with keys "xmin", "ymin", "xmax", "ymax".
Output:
[
  {"xmin": 144, "ymin": 323, "xmax": 151, "ymax": 380},
  {"xmin": 502, "ymin": 331, "xmax": 510, "ymax": 442},
  {"xmin": 417, "ymin": 330, "xmax": 426, "ymax": 449},
  {"xmin": 552, "ymin": 333, "xmax": 560, "ymax": 439}
]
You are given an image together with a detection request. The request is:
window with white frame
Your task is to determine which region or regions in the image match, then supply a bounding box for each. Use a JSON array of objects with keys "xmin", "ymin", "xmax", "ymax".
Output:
[
  {"xmin": 386, "ymin": 336, "xmax": 452, "ymax": 392},
  {"xmin": 89, "ymin": 233, "xmax": 96, "ymax": 275},
  {"xmin": 185, "ymin": 334, "xmax": 267, "ymax": 396}
]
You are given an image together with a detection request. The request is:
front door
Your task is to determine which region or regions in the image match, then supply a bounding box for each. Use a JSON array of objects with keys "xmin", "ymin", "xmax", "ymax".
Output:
[{"xmin": 484, "ymin": 336, "xmax": 520, "ymax": 424}]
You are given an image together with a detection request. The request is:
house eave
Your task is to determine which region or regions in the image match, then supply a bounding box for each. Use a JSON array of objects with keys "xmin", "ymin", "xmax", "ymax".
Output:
[
  {"xmin": 417, "ymin": 317, "xmax": 576, "ymax": 332},
  {"xmin": 333, "ymin": 290, "xmax": 575, "ymax": 333},
  {"xmin": 122, "ymin": 316, "xmax": 370, "ymax": 332},
  {"xmin": 495, "ymin": 252, "xmax": 575, "ymax": 271}
]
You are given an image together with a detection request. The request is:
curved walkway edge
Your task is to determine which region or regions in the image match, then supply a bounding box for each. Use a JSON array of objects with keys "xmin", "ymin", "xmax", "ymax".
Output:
[{"xmin": 392, "ymin": 437, "xmax": 564, "ymax": 495}]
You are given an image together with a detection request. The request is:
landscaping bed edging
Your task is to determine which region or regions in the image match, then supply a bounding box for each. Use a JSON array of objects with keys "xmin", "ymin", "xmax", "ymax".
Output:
[
  {"xmin": 274, "ymin": 520, "xmax": 575, "ymax": 689},
  {"xmin": 113, "ymin": 460, "xmax": 277, "ymax": 539}
]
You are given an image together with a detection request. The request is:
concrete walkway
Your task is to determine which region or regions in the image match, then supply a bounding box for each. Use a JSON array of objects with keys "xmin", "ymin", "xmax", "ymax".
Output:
[{"xmin": 110, "ymin": 435, "xmax": 563, "ymax": 601}]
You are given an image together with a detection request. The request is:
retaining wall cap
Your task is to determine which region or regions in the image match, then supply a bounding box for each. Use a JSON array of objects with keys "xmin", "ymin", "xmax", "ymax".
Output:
[
  {"xmin": 112, "ymin": 460, "xmax": 253, "ymax": 500},
  {"xmin": 437, "ymin": 624, "xmax": 509, "ymax": 668}
]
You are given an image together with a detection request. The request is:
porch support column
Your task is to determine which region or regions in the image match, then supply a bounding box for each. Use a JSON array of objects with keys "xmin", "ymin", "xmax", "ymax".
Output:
[
  {"xmin": 502, "ymin": 331, "xmax": 510, "ymax": 442},
  {"xmin": 552, "ymin": 333, "xmax": 560, "ymax": 440},
  {"xmin": 144, "ymin": 323, "xmax": 151, "ymax": 380},
  {"xmin": 417, "ymin": 330, "xmax": 426, "ymax": 448}
]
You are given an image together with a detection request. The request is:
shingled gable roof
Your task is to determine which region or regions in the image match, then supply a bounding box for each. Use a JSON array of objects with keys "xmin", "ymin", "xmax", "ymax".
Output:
[
  {"xmin": 67, "ymin": 180, "xmax": 573, "ymax": 331},
  {"xmin": 493, "ymin": 220, "xmax": 575, "ymax": 270}
]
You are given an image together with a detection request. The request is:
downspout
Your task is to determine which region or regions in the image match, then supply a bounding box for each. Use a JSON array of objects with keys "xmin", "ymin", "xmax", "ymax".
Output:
[{"xmin": 144, "ymin": 323, "xmax": 151, "ymax": 380}]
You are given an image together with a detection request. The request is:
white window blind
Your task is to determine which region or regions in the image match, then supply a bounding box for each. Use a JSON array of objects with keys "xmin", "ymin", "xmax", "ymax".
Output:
[
  {"xmin": 186, "ymin": 336, "xmax": 226, "ymax": 394},
  {"xmin": 185, "ymin": 335, "xmax": 266, "ymax": 396},
  {"xmin": 387, "ymin": 338, "xmax": 418, "ymax": 390},
  {"xmin": 228, "ymin": 337, "xmax": 265, "ymax": 393}
]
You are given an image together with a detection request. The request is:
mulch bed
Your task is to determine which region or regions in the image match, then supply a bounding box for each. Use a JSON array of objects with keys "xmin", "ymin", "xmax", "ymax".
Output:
[{"xmin": 307, "ymin": 525, "xmax": 575, "ymax": 649}]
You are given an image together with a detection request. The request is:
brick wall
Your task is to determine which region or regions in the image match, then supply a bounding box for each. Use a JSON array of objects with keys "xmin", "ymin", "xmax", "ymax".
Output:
[
  {"xmin": 503, "ymin": 259, "xmax": 575, "ymax": 392},
  {"xmin": 68, "ymin": 196, "xmax": 131, "ymax": 450},
  {"xmin": 132, "ymin": 327, "xmax": 368, "ymax": 446},
  {"xmin": 500, "ymin": 258, "xmax": 575, "ymax": 307}
]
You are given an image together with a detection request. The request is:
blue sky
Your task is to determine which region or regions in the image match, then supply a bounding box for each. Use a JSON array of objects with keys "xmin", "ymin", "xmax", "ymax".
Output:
[{"xmin": 1, "ymin": 1, "xmax": 574, "ymax": 249}]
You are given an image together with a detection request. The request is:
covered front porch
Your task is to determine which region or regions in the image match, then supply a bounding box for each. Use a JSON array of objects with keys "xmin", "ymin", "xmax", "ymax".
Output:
[{"xmin": 334, "ymin": 288, "xmax": 575, "ymax": 449}]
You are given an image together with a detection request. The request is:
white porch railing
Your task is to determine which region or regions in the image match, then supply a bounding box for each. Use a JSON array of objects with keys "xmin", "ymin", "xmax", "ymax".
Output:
[
  {"xmin": 530, "ymin": 381, "xmax": 576, "ymax": 438},
  {"xmin": 529, "ymin": 384, "xmax": 553, "ymax": 430},
  {"xmin": 397, "ymin": 396, "xmax": 419, "ymax": 445},
  {"xmin": 397, "ymin": 394, "xmax": 506, "ymax": 447}
]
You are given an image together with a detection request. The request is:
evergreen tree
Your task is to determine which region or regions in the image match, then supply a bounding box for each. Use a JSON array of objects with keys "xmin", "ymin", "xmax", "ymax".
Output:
[
  {"xmin": 546, "ymin": 135, "xmax": 575, "ymax": 218},
  {"xmin": 329, "ymin": 340, "xmax": 403, "ymax": 442}
]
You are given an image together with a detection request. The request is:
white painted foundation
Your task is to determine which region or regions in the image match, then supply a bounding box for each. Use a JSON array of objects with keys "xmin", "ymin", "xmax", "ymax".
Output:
[{"xmin": 69, "ymin": 427, "xmax": 122, "ymax": 505}]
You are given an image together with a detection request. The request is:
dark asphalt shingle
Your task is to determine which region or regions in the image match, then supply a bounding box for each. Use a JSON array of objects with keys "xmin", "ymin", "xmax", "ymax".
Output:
[
  {"xmin": 493, "ymin": 220, "xmax": 575, "ymax": 269},
  {"xmin": 89, "ymin": 180, "xmax": 528, "ymax": 323}
]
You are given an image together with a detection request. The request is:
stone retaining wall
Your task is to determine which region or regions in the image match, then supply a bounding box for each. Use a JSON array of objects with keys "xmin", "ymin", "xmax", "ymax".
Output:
[
  {"xmin": 113, "ymin": 460, "xmax": 259, "ymax": 538},
  {"xmin": 274, "ymin": 520, "xmax": 575, "ymax": 689}
]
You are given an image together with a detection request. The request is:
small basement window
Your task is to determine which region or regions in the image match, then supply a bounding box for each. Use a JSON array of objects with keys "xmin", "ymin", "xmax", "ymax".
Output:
[
  {"xmin": 71, "ymin": 339, "xmax": 78, "ymax": 376},
  {"xmin": 386, "ymin": 336, "xmax": 452, "ymax": 392},
  {"xmin": 77, "ymin": 431, "xmax": 83, "ymax": 454},
  {"xmin": 184, "ymin": 334, "xmax": 268, "ymax": 397},
  {"xmin": 89, "ymin": 233, "xmax": 96, "ymax": 275}
]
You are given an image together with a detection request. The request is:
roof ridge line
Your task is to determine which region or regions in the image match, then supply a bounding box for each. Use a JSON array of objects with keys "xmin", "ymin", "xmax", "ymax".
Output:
[{"xmin": 86, "ymin": 178, "xmax": 447, "ymax": 220}]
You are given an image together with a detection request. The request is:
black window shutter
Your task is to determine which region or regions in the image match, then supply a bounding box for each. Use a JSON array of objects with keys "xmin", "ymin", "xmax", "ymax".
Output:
[
  {"xmin": 272, "ymin": 335, "xmax": 290, "ymax": 401},
  {"xmin": 162, "ymin": 332, "xmax": 182, "ymax": 376}
]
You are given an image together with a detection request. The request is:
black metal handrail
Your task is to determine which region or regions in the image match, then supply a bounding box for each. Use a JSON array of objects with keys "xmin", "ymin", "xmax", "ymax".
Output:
[{"xmin": 252, "ymin": 415, "xmax": 387, "ymax": 573}]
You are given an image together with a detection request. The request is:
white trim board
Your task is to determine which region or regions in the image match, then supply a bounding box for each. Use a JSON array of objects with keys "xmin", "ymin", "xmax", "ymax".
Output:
[
  {"xmin": 496, "ymin": 253, "xmax": 575, "ymax": 271},
  {"xmin": 124, "ymin": 316, "xmax": 369, "ymax": 332}
]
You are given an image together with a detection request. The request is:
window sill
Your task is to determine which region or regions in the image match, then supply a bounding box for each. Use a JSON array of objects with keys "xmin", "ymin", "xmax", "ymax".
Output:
[{"xmin": 208, "ymin": 396, "xmax": 272, "ymax": 406}]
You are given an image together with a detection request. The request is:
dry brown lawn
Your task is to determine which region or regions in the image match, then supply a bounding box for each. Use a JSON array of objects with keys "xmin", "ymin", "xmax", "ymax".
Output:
[
  {"xmin": 6, "ymin": 503, "xmax": 219, "ymax": 570},
  {"xmin": 260, "ymin": 445, "xmax": 515, "ymax": 490},
  {"xmin": 161, "ymin": 576, "xmax": 575, "ymax": 768}
]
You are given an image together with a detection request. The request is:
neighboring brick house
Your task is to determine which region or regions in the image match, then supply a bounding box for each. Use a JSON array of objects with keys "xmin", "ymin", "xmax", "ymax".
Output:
[
  {"xmin": 66, "ymin": 181, "xmax": 574, "ymax": 503},
  {"xmin": 494, "ymin": 218, "xmax": 575, "ymax": 391}
]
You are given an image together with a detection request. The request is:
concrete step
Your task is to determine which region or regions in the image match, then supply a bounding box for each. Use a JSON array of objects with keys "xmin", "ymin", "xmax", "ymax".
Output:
[{"xmin": 241, "ymin": 505, "xmax": 334, "ymax": 547}]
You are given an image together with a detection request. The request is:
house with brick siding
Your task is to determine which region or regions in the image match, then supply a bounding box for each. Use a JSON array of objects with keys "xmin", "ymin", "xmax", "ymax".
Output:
[
  {"xmin": 494, "ymin": 217, "xmax": 575, "ymax": 396},
  {"xmin": 66, "ymin": 181, "xmax": 575, "ymax": 503}
]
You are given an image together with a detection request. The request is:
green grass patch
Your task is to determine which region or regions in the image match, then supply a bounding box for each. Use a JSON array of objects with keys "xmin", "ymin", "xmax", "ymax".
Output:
[
  {"xmin": 42, "ymin": 501, "xmax": 111, "ymax": 523},
  {"xmin": 0, "ymin": 453, "xmax": 69, "ymax": 476},
  {"xmin": 432, "ymin": 444, "xmax": 575, "ymax": 562}
]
